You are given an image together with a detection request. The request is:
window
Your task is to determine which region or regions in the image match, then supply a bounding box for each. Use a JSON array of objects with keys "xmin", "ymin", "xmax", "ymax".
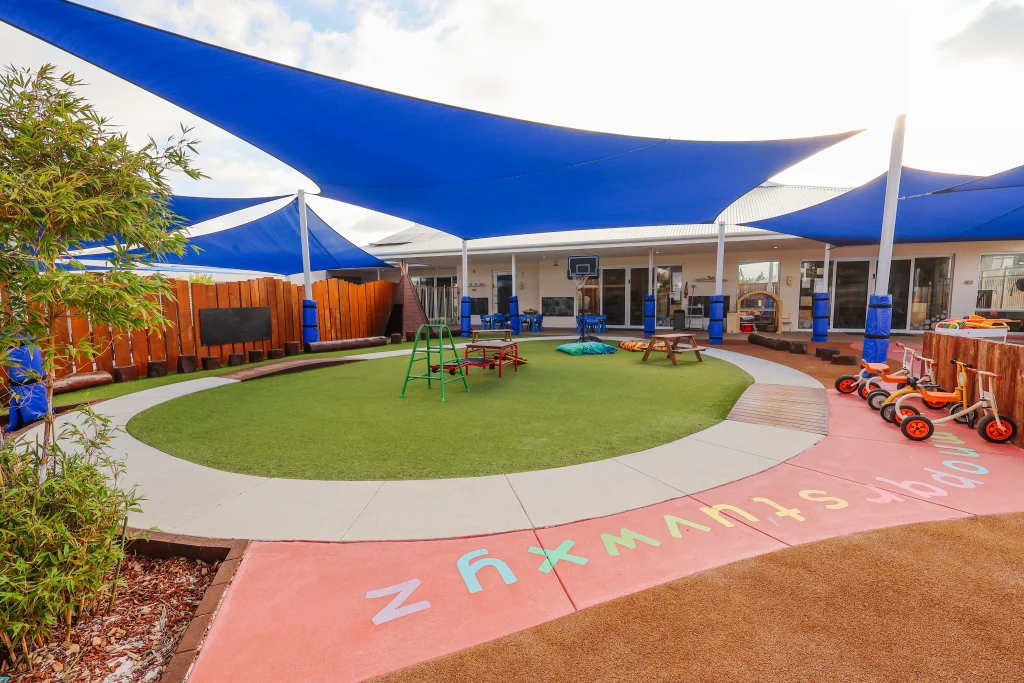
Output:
[
  {"xmin": 910, "ymin": 257, "xmax": 953, "ymax": 330},
  {"xmin": 798, "ymin": 260, "xmax": 833, "ymax": 329},
  {"xmin": 655, "ymin": 265, "xmax": 683, "ymax": 326},
  {"xmin": 977, "ymin": 253, "xmax": 1024, "ymax": 310},
  {"xmin": 738, "ymin": 260, "xmax": 780, "ymax": 299},
  {"xmin": 411, "ymin": 276, "xmax": 434, "ymax": 287}
]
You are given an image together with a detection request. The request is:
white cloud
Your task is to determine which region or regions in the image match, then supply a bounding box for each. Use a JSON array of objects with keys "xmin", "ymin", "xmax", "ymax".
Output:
[{"xmin": 3, "ymin": 0, "xmax": 1024, "ymax": 244}]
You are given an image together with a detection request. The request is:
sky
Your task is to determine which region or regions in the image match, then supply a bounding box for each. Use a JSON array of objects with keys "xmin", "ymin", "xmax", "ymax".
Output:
[{"xmin": 3, "ymin": 0, "xmax": 1024, "ymax": 245}]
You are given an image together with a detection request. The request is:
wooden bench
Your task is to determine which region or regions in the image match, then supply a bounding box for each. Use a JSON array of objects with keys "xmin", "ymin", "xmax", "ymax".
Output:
[
  {"xmin": 471, "ymin": 329, "xmax": 513, "ymax": 343},
  {"xmin": 641, "ymin": 333, "xmax": 708, "ymax": 365}
]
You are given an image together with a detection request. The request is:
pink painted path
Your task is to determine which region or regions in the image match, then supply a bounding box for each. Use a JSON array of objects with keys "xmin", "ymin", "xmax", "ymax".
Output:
[{"xmin": 188, "ymin": 390, "xmax": 1024, "ymax": 683}]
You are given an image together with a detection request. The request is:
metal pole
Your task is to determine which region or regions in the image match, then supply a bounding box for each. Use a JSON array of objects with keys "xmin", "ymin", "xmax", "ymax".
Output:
[
  {"xmin": 461, "ymin": 240, "xmax": 469, "ymax": 299},
  {"xmin": 821, "ymin": 243, "xmax": 831, "ymax": 293},
  {"xmin": 298, "ymin": 189, "xmax": 312, "ymax": 300},
  {"xmin": 648, "ymin": 247, "xmax": 654, "ymax": 295},
  {"xmin": 511, "ymin": 253, "xmax": 517, "ymax": 293},
  {"xmin": 875, "ymin": 114, "xmax": 906, "ymax": 296},
  {"xmin": 715, "ymin": 222, "xmax": 725, "ymax": 296}
]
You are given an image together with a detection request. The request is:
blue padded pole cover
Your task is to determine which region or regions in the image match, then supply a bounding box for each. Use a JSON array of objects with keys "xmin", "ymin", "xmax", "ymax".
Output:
[
  {"xmin": 811, "ymin": 292, "xmax": 830, "ymax": 342},
  {"xmin": 708, "ymin": 295, "xmax": 724, "ymax": 345},
  {"xmin": 509, "ymin": 296, "xmax": 521, "ymax": 335},
  {"xmin": 460, "ymin": 296, "xmax": 472, "ymax": 337},
  {"xmin": 643, "ymin": 294, "xmax": 656, "ymax": 338},
  {"xmin": 302, "ymin": 299, "xmax": 319, "ymax": 344},
  {"xmin": 862, "ymin": 294, "xmax": 892, "ymax": 363},
  {"xmin": 4, "ymin": 343, "xmax": 46, "ymax": 432}
]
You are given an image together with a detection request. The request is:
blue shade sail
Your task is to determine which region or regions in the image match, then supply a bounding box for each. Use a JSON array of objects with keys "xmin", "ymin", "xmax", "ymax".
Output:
[
  {"xmin": 166, "ymin": 195, "xmax": 290, "ymax": 225},
  {"xmin": 749, "ymin": 167, "xmax": 1024, "ymax": 246},
  {"xmin": 0, "ymin": 0, "xmax": 857, "ymax": 239},
  {"xmin": 78, "ymin": 194, "xmax": 289, "ymax": 251},
  {"xmin": 153, "ymin": 200, "xmax": 389, "ymax": 274},
  {"xmin": 938, "ymin": 164, "xmax": 1024, "ymax": 192}
]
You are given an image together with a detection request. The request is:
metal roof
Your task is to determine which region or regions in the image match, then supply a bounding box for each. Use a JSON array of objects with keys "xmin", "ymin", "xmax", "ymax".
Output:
[{"xmin": 368, "ymin": 183, "xmax": 850, "ymax": 257}]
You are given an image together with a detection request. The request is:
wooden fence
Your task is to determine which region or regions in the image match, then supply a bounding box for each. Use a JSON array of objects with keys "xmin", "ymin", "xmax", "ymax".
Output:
[
  {"xmin": 921, "ymin": 331, "xmax": 1024, "ymax": 447},
  {"xmin": 5, "ymin": 277, "xmax": 397, "ymax": 383}
]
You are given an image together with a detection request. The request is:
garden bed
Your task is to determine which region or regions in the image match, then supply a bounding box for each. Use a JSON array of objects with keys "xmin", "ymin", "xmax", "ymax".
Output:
[{"xmin": 3, "ymin": 534, "xmax": 247, "ymax": 683}]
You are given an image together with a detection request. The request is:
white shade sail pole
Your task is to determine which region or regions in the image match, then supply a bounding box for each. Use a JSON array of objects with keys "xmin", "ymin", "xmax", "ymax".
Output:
[
  {"xmin": 461, "ymin": 240, "xmax": 469, "ymax": 299},
  {"xmin": 511, "ymin": 253, "xmax": 517, "ymax": 293},
  {"xmin": 298, "ymin": 189, "xmax": 312, "ymax": 300},
  {"xmin": 821, "ymin": 243, "xmax": 831, "ymax": 293},
  {"xmin": 715, "ymin": 222, "xmax": 726, "ymax": 297},
  {"xmin": 648, "ymin": 247, "xmax": 654, "ymax": 295},
  {"xmin": 875, "ymin": 114, "xmax": 906, "ymax": 296}
]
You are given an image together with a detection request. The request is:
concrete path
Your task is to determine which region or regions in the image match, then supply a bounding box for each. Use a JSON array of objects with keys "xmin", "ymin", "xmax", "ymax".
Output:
[{"xmin": 23, "ymin": 337, "xmax": 826, "ymax": 541}]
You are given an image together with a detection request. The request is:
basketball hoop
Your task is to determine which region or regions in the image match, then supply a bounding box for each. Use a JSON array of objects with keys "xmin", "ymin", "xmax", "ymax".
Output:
[{"xmin": 573, "ymin": 273, "xmax": 600, "ymax": 342}]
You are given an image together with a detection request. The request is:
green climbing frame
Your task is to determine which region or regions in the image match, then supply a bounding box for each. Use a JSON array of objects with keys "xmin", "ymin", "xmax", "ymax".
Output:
[{"xmin": 400, "ymin": 324, "xmax": 470, "ymax": 402}]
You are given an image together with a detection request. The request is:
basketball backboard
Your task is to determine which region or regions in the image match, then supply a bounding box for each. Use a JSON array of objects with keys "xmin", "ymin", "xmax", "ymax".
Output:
[{"xmin": 567, "ymin": 255, "xmax": 599, "ymax": 279}]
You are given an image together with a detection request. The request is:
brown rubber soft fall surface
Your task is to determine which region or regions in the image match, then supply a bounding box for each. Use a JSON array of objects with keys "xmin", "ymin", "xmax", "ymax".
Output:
[{"xmin": 376, "ymin": 513, "xmax": 1024, "ymax": 683}]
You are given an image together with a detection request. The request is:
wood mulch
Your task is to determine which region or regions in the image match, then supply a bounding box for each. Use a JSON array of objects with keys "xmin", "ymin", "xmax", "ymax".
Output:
[
  {"xmin": 376, "ymin": 513, "xmax": 1024, "ymax": 683},
  {"xmin": 5, "ymin": 556, "xmax": 216, "ymax": 683}
]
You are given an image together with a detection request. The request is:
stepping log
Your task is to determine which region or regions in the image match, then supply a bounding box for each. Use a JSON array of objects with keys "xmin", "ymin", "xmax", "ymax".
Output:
[
  {"xmin": 789, "ymin": 341, "xmax": 808, "ymax": 354},
  {"xmin": 390, "ymin": 333, "xmax": 403, "ymax": 344},
  {"xmin": 228, "ymin": 353, "xmax": 245, "ymax": 367},
  {"xmin": 816, "ymin": 347, "xmax": 840, "ymax": 360},
  {"xmin": 201, "ymin": 356, "xmax": 221, "ymax": 370},
  {"xmin": 831, "ymin": 354, "xmax": 858, "ymax": 366},
  {"xmin": 53, "ymin": 371, "xmax": 112, "ymax": 395},
  {"xmin": 113, "ymin": 365, "xmax": 138, "ymax": 383},
  {"xmin": 284, "ymin": 341, "xmax": 300, "ymax": 356},
  {"xmin": 406, "ymin": 331, "xmax": 417, "ymax": 342},
  {"xmin": 147, "ymin": 360, "xmax": 168, "ymax": 378},
  {"xmin": 269, "ymin": 348, "xmax": 285, "ymax": 359},
  {"xmin": 247, "ymin": 349, "xmax": 266, "ymax": 363},
  {"xmin": 304, "ymin": 336, "xmax": 387, "ymax": 354},
  {"xmin": 747, "ymin": 333, "xmax": 791, "ymax": 352},
  {"xmin": 177, "ymin": 354, "xmax": 198, "ymax": 374}
]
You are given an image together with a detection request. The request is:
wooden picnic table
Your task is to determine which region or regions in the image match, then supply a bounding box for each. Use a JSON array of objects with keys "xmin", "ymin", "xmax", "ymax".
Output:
[
  {"xmin": 465, "ymin": 340, "xmax": 525, "ymax": 378},
  {"xmin": 471, "ymin": 329, "xmax": 512, "ymax": 342},
  {"xmin": 641, "ymin": 333, "xmax": 707, "ymax": 365}
]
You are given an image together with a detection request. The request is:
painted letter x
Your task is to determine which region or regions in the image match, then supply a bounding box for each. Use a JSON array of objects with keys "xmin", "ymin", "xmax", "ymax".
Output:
[{"xmin": 527, "ymin": 540, "xmax": 588, "ymax": 573}]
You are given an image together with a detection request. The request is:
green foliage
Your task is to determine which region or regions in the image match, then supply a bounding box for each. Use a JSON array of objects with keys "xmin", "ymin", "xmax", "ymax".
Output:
[
  {"xmin": 188, "ymin": 272, "xmax": 216, "ymax": 285},
  {"xmin": 0, "ymin": 407, "xmax": 141, "ymax": 670},
  {"xmin": 0, "ymin": 64, "xmax": 201, "ymax": 672}
]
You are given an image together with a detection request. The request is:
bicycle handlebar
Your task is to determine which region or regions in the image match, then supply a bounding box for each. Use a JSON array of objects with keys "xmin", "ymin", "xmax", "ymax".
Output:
[{"xmin": 965, "ymin": 367, "xmax": 1002, "ymax": 381}]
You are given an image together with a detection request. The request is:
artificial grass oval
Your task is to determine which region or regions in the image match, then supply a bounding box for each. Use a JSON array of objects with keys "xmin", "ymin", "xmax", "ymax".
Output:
[{"xmin": 126, "ymin": 340, "xmax": 752, "ymax": 480}]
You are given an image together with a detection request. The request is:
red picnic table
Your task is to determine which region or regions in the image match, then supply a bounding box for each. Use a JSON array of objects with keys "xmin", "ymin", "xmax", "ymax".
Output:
[{"xmin": 464, "ymin": 340, "xmax": 526, "ymax": 378}]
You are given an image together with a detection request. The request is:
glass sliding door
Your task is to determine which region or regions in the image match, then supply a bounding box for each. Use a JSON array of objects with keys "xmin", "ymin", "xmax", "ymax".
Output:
[
  {"xmin": 602, "ymin": 268, "xmax": 626, "ymax": 325},
  {"xmin": 910, "ymin": 257, "xmax": 952, "ymax": 330},
  {"xmin": 494, "ymin": 272, "xmax": 512, "ymax": 314},
  {"xmin": 888, "ymin": 259, "xmax": 912, "ymax": 330},
  {"xmin": 629, "ymin": 268, "xmax": 649, "ymax": 327},
  {"xmin": 832, "ymin": 261, "xmax": 871, "ymax": 329}
]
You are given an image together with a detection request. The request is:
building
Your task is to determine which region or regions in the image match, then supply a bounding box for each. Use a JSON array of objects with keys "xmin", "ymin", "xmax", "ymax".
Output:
[{"xmin": 356, "ymin": 183, "xmax": 1024, "ymax": 333}]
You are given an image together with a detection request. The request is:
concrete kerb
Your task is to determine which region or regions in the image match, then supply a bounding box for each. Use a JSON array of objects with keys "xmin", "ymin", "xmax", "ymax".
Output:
[{"xmin": 21, "ymin": 336, "xmax": 826, "ymax": 541}]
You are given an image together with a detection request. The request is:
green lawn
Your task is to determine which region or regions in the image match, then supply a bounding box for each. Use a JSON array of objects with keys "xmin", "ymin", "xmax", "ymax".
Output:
[
  {"xmin": 20, "ymin": 341, "xmax": 419, "ymax": 414},
  {"xmin": 126, "ymin": 340, "xmax": 751, "ymax": 480}
]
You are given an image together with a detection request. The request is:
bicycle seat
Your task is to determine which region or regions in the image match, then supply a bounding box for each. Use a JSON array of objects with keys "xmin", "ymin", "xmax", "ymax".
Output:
[
  {"xmin": 861, "ymin": 361, "xmax": 890, "ymax": 373},
  {"xmin": 918, "ymin": 387, "xmax": 958, "ymax": 402}
]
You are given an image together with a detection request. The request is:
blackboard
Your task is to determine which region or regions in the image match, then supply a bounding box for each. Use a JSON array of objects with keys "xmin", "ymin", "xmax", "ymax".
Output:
[
  {"xmin": 199, "ymin": 307, "xmax": 272, "ymax": 347},
  {"xmin": 542, "ymin": 297, "xmax": 574, "ymax": 316}
]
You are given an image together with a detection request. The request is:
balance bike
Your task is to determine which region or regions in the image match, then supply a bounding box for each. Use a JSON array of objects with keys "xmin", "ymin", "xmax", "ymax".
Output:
[
  {"xmin": 875, "ymin": 352, "xmax": 944, "ymax": 422},
  {"xmin": 896, "ymin": 361, "xmax": 1017, "ymax": 443},
  {"xmin": 834, "ymin": 343, "xmax": 915, "ymax": 400},
  {"xmin": 856, "ymin": 342, "xmax": 916, "ymax": 406}
]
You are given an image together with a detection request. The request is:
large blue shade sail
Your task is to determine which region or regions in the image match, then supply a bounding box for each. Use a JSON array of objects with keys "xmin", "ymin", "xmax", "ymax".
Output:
[
  {"xmin": 154, "ymin": 200, "xmax": 389, "ymax": 275},
  {"xmin": 0, "ymin": 0, "xmax": 856, "ymax": 239},
  {"xmin": 750, "ymin": 167, "xmax": 1024, "ymax": 246},
  {"xmin": 80, "ymin": 194, "xmax": 288, "ymax": 250},
  {"xmin": 167, "ymin": 194, "xmax": 289, "ymax": 225},
  {"xmin": 939, "ymin": 163, "xmax": 1024, "ymax": 192}
]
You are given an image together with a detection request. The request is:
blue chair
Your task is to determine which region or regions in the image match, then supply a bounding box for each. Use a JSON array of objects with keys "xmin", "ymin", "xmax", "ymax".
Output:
[
  {"xmin": 494, "ymin": 314, "xmax": 507, "ymax": 329},
  {"xmin": 596, "ymin": 314, "xmax": 607, "ymax": 333},
  {"xmin": 534, "ymin": 314, "xmax": 544, "ymax": 331},
  {"xmin": 481, "ymin": 314, "xmax": 493, "ymax": 330}
]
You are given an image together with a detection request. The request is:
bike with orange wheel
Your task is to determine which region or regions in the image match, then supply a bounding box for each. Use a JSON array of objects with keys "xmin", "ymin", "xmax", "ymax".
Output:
[
  {"xmin": 834, "ymin": 342, "xmax": 917, "ymax": 401},
  {"xmin": 895, "ymin": 360, "xmax": 1017, "ymax": 443}
]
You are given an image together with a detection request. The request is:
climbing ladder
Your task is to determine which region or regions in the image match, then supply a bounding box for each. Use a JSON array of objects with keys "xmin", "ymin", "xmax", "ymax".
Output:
[{"xmin": 400, "ymin": 323, "xmax": 469, "ymax": 402}]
